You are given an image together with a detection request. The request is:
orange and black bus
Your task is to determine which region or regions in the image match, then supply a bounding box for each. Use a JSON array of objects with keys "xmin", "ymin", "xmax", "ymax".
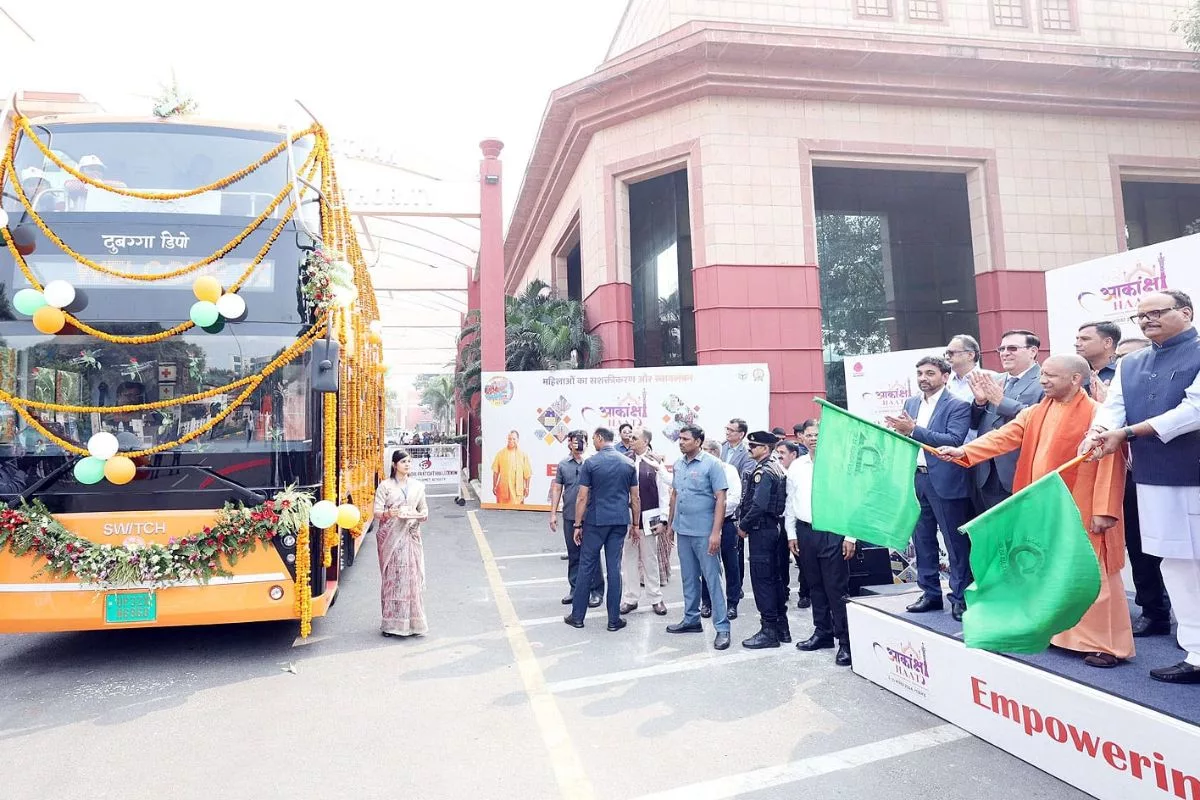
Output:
[{"xmin": 0, "ymin": 108, "xmax": 382, "ymax": 634}]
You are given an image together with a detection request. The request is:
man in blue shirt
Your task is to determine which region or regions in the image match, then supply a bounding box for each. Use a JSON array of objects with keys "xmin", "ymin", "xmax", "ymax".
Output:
[
  {"xmin": 666, "ymin": 424, "xmax": 732, "ymax": 650},
  {"xmin": 565, "ymin": 427, "xmax": 640, "ymax": 631},
  {"xmin": 549, "ymin": 430, "xmax": 603, "ymax": 608}
]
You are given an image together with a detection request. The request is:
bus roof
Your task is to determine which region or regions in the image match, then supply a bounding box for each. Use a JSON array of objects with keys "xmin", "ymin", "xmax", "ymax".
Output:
[{"xmin": 26, "ymin": 114, "xmax": 296, "ymax": 137}]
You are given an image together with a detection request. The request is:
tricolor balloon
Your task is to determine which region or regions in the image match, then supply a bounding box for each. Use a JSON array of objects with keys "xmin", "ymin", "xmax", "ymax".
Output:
[
  {"xmin": 77, "ymin": 432, "xmax": 139, "ymax": 485},
  {"xmin": 191, "ymin": 277, "xmax": 246, "ymax": 331}
]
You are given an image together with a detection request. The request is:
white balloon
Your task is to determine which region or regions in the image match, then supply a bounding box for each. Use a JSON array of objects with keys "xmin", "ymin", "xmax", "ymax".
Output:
[
  {"xmin": 332, "ymin": 283, "xmax": 359, "ymax": 307},
  {"xmin": 368, "ymin": 320, "xmax": 383, "ymax": 335},
  {"xmin": 43, "ymin": 280, "xmax": 76, "ymax": 309},
  {"xmin": 87, "ymin": 431, "xmax": 120, "ymax": 460},
  {"xmin": 0, "ymin": 208, "xmax": 8, "ymax": 229},
  {"xmin": 215, "ymin": 293, "xmax": 246, "ymax": 319}
]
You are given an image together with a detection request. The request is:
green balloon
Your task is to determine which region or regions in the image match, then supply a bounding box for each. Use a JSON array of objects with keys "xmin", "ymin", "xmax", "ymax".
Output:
[
  {"xmin": 12, "ymin": 288, "xmax": 47, "ymax": 316},
  {"xmin": 189, "ymin": 301, "xmax": 219, "ymax": 327},
  {"xmin": 73, "ymin": 456, "xmax": 107, "ymax": 485},
  {"xmin": 309, "ymin": 500, "xmax": 338, "ymax": 529}
]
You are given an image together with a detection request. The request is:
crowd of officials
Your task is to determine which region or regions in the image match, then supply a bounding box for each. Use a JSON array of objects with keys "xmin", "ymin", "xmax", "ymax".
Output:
[
  {"xmin": 545, "ymin": 289, "xmax": 1200, "ymax": 684},
  {"xmin": 549, "ymin": 417, "xmax": 853, "ymax": 665}
]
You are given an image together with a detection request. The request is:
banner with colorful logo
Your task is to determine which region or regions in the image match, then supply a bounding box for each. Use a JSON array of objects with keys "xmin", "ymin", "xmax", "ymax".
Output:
[
  {"xmin": 479, "ymin": 364, "xmax": 770, "ymax": 511},
  {"xmin": 843, "ymin": 347, "xmax": 942, "ymax": 425},
  {"xmin": 1044, "ymin": 233, "xmax": 1200, "ymax": 351}
]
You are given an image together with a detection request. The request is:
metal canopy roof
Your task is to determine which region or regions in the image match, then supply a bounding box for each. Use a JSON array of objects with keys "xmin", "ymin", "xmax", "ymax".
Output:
[{"xmin": 336, "ymin": 147, "xmax": 478, "ymax": 380}]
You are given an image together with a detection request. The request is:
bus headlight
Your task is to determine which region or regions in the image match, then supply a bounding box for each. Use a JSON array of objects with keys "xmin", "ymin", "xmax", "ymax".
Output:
[
  {"xmin": 282, "ymin": 534, "xmax": 297, "ymax": 548},
  {"xmin": 269, "ymin": 585, "xmax": 285, "ymax": 601},
  {"xmin": 285, "ymin": 553, "xmax": 296, "ymax": 564}
]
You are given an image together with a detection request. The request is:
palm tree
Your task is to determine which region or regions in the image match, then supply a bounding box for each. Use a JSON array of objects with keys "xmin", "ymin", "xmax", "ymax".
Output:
[
  {"xmin": 455, "ymin": 279, "xmax": 603, "ymax": 406},
  {"xmin": 419, "ymin": 374, "xmax": 456, "ymax": 433}
]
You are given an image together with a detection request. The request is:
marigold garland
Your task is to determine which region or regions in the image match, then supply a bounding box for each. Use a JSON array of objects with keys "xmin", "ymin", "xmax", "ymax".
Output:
[
  {"xmin": 0, "ymin": 489, "xmax": 312, "ymax": 589},
  {"xmin": 15, "ymin": 115, "xmax": 318, "ymax": 201}
]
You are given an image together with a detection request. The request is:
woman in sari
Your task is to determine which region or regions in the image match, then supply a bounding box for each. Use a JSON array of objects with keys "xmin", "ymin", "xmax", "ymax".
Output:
[{"xmin": 374, "ymin": 449, "xmax": 430, "ymax": 637}]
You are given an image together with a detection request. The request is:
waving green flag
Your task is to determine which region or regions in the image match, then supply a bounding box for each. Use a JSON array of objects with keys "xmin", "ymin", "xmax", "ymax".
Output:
[
  {"xmin": 810, "ymin": 399, "xmax": 920, "ymax": 550},
  {"xmin": 961, "ymin": 470, "xmax": 1101, "ymax": 653}
]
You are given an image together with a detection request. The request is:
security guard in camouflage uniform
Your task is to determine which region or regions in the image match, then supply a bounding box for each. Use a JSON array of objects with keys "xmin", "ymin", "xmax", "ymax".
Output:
[{"xmin": 736, "ymin": 431, "xmax": 789, "ymax": 649}]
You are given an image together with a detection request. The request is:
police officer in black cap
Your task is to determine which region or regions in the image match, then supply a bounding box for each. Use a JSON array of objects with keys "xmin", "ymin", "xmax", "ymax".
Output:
[{"xmin": 736, "ymin": 430, "xmax": 789, "ymax": 648}]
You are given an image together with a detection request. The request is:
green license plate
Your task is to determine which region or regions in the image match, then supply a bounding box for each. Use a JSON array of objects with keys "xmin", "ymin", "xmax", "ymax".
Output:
[{"xmin": 104, "ymin": 591, "xmax": 157, "ymax": 624}]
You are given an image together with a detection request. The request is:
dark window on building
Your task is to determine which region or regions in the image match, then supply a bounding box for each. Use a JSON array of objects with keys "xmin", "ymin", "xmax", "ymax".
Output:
[
  {"xmin": 856, "ymin": 0, "xmax": 893, "ymax": 17},
  {"xmin": 991, "ymin": 0, "xmax": 1028, "ymax": 26},
  {"xmin": 907, "ymin": 0, "xmax": 943, "ymax": 21},
  {"xmin": 1122, "ymin": 180, "xmax": 1200, "ymax": 249},
  {"xmin": 1039, "ymin": 0, "xmax": 1075, "ymax": 30},
  {"xmin": 813, "ymin": 167, "xmax": 979, "ymax": 408},
  {"xmin": 628, "ymin": 169, "xmax": 696, "ymax": 367},
  {"xmin": 565, "ymin": 241, "xmax": 582, "ymax": 303}
]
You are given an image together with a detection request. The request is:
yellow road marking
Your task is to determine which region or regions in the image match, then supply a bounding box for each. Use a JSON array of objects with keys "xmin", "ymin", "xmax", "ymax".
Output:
[{"xmin": 468, "ymin": 510, "xmax": 594, "ymax": 800}]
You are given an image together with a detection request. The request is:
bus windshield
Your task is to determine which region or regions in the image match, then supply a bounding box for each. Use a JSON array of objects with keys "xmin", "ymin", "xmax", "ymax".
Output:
[
  {"xmin": 0, "ymin": 329, "xmax": 311, "ymax": 489},
  {"xmin": 6, "ymin": 120, "xmax": 315, "ymax": 219}
]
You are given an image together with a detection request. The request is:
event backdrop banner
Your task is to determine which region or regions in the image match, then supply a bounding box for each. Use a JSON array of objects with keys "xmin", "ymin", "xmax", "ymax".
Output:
[
  {"xmin": 844, "ymin": 347, "xmax": 942, "ymax": 425},
  {"xmin": 479, "ymin": 364, "xmax": 770, "ymax": 511},
  {"xmin": 1044, "ymin": 233, "xmax": 1200, "ymax": 352}
]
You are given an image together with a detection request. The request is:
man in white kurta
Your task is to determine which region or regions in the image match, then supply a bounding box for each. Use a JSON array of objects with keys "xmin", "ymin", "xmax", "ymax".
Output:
[{"xmin": 1082, "ymin": 290, "xmax": 1200, "ymax": 684}]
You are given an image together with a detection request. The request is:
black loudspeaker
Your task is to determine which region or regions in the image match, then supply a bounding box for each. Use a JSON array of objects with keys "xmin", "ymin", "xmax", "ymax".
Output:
[{"xmin": 848, "ymin": 545, "xmax": 894, "ymax": 596}]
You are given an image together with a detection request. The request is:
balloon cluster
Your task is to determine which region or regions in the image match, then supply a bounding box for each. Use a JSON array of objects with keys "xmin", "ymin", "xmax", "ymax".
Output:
[
  {"xmin": 73, "ymin": 432, "xmax": 137, "ymax": 485},
  {"xmin": 190, "ymin": 276, "xmax": 246, "ymax": 331},
  {"xmin": 309, "ymin": 500, "xmax": 360, "ymax": 530},
  {"xmin": 13, "ymin": 280, "xmax": 76, "ymax": 334}
]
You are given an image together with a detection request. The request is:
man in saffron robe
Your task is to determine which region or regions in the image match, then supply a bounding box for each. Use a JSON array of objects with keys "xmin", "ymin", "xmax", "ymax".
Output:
[
  {"xmin": 937, "ymin": 354, "xmax": 1134, "ymax": 667},
  {"xmin": 491, "ymin": 429, "xmax": 532, "ymax": 506}
]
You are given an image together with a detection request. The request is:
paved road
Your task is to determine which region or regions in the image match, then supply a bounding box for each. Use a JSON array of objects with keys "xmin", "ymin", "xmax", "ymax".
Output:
[{"xmin": 0, "ymin": 498, "xmax": 1089, "ymax": 800}]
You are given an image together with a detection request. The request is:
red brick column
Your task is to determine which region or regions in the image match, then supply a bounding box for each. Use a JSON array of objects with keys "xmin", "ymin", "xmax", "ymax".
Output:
[
  {"xmin": 692, "ymin": 264, "xmax": 825, "ymax": 426},
  {"xmin": 976, "ymin": 271, "xmax": 1050, "ymax": 370},
  {"xmin": 584, "ymin": 282, "xmax": 635, "ymax": 368}
]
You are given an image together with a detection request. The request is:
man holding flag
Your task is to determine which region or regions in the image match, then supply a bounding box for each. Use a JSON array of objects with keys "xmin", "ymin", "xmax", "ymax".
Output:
[{"xmin": 938, "ymin": 354, "xmax": 1133, "ymax": 667}]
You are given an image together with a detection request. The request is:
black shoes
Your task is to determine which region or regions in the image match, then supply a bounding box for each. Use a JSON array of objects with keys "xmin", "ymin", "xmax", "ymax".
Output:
[
  {"xmin": 666, "ymin": 621, "xmax": 704, "ymax": 634},
  {"xmin": 728, "ymin": 606, "xmax": 738, "ymax": 620},
  {"xmin": 700, "ymin": 604, "xmax": 712, "ymax": 618},
  {"xmin": 742, "ymin": 630, "xmax": 781, "ymax": 649},
  {"xmin": 777, "ymin": 628, "xmax": 792, "ymax": 644},
  {"xmin": 1132, "ymin": 616, "xmax": 1172, "ymax": 637},
  {"xmin": 951, "ymin": 602, "xmax": 966, "ymax": 622},
  {"xmin": 652, "ymin": 602, "xmax": 668, "ymax": 615},
  {"xmin": 561, "ymin": 594, "xmax": 574, "ymax": 605},
  {"xmin": 906, "ymin": 595, "xmax": 944, "ymax": 613},
  {"xmin": 619, "ymin": 602, "xmax": 638, "ymax": 615},
  {"xmin": 607, "ymin": 618, "xmax": 627, "ymax": 632},
  {"xmin": 714, "ymin": 632, "xmax": 731, "ymax": 650},
  {"xmin": 835, "ymin": 643, "xmax": 852, "ymax": 667},
  {"xmin": 588, "ymin": 592, "xmax": 602, "ymax": 608},
  {"xmin": 1150, "ymin": 661, "xmax": 1200, "ymax": 684},
  {"xmin": 796, "ymin": 634, "xmax": 835, "ymax": 651},
  {"xmin": 797, "ymin": 595, "xmax": 811, "ymax": 610},
  {"xmin": 563, "ymin": 615, "xmax": 584, "ymax": 629}
]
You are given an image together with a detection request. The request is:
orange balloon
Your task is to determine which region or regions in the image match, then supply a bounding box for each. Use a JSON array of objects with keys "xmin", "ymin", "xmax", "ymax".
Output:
[
  {"xmin": 192, "ymin": 275, "xmax": 222, "ymax": 303},
  {"xmin": 104, "ymin": 456, "xmax": 137, "ymax": 485},
  {"xmin": 368, "ymin": 331, "xmax": 382, "ymax": 345},
  {"xmin": 32, "ymin": 306, "xmax": 66, "ymax": 334}
]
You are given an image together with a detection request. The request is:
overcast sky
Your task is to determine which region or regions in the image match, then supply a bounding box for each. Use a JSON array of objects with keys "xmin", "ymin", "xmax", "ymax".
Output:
[{"xmin": 4, "ymin": 1, "xmax": 625, "ymax": 200}]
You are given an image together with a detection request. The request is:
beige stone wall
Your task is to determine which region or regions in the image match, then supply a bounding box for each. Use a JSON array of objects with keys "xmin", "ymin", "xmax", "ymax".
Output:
[
  {"xmin": 606, "ymin": 0, "xmax": 674, "ymax": 60},
  {"xmin": 605, "ymin": 0, "xmax": 1194, "ymax": 58},
  {"xmin": 513, "ymin": 94, "xmax": 1200, "ymax": 296}
]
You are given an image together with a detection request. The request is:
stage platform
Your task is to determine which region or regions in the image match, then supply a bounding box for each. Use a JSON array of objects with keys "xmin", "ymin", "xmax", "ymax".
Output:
[{"xmin": 848, "ymin": 589, "xmax": 1200, "ymax": 800}]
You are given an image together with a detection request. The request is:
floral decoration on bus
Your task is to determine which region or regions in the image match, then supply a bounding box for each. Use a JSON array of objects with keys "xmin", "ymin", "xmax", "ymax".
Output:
[{"xmin": 0, "ymin": 488, "xmax": 312, "ymax": 588}]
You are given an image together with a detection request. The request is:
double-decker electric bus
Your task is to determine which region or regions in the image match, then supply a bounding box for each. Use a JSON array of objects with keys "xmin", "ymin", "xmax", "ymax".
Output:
[{"xmin": 0, "ymin": 105, "xmax": 382, "ymax": 634}]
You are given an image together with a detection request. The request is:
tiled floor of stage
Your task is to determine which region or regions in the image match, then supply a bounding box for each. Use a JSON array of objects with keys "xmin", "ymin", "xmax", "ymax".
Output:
[{"xmin": 856, "ymin": 590, "xmax": 1198, "ymax": 726}]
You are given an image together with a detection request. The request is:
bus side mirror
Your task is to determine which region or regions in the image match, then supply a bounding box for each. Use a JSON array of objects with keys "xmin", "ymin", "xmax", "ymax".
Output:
[{"xmin": 311, "ymin": 339, "xmax": 340, "ymax": 393}]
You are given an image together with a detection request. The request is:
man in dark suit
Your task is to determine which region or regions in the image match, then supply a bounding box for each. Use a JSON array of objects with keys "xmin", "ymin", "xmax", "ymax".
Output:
[
  {"xmin": 967, "ymin": 329, "xmax": 1045, "ymax": 510},
  {"xmin": 886, "ymin": 356, "xmax": 973, "ymax": 621}
]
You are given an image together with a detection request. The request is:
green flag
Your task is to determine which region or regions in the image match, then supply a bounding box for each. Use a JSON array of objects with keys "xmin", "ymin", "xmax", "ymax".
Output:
[
  {"xmin": 961, "ymin": 471, "xmax": 1101, "ymax": 654},
  {"xmin": 811, "ymin": 399, "xmax": 920, "ymax": 550}
]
